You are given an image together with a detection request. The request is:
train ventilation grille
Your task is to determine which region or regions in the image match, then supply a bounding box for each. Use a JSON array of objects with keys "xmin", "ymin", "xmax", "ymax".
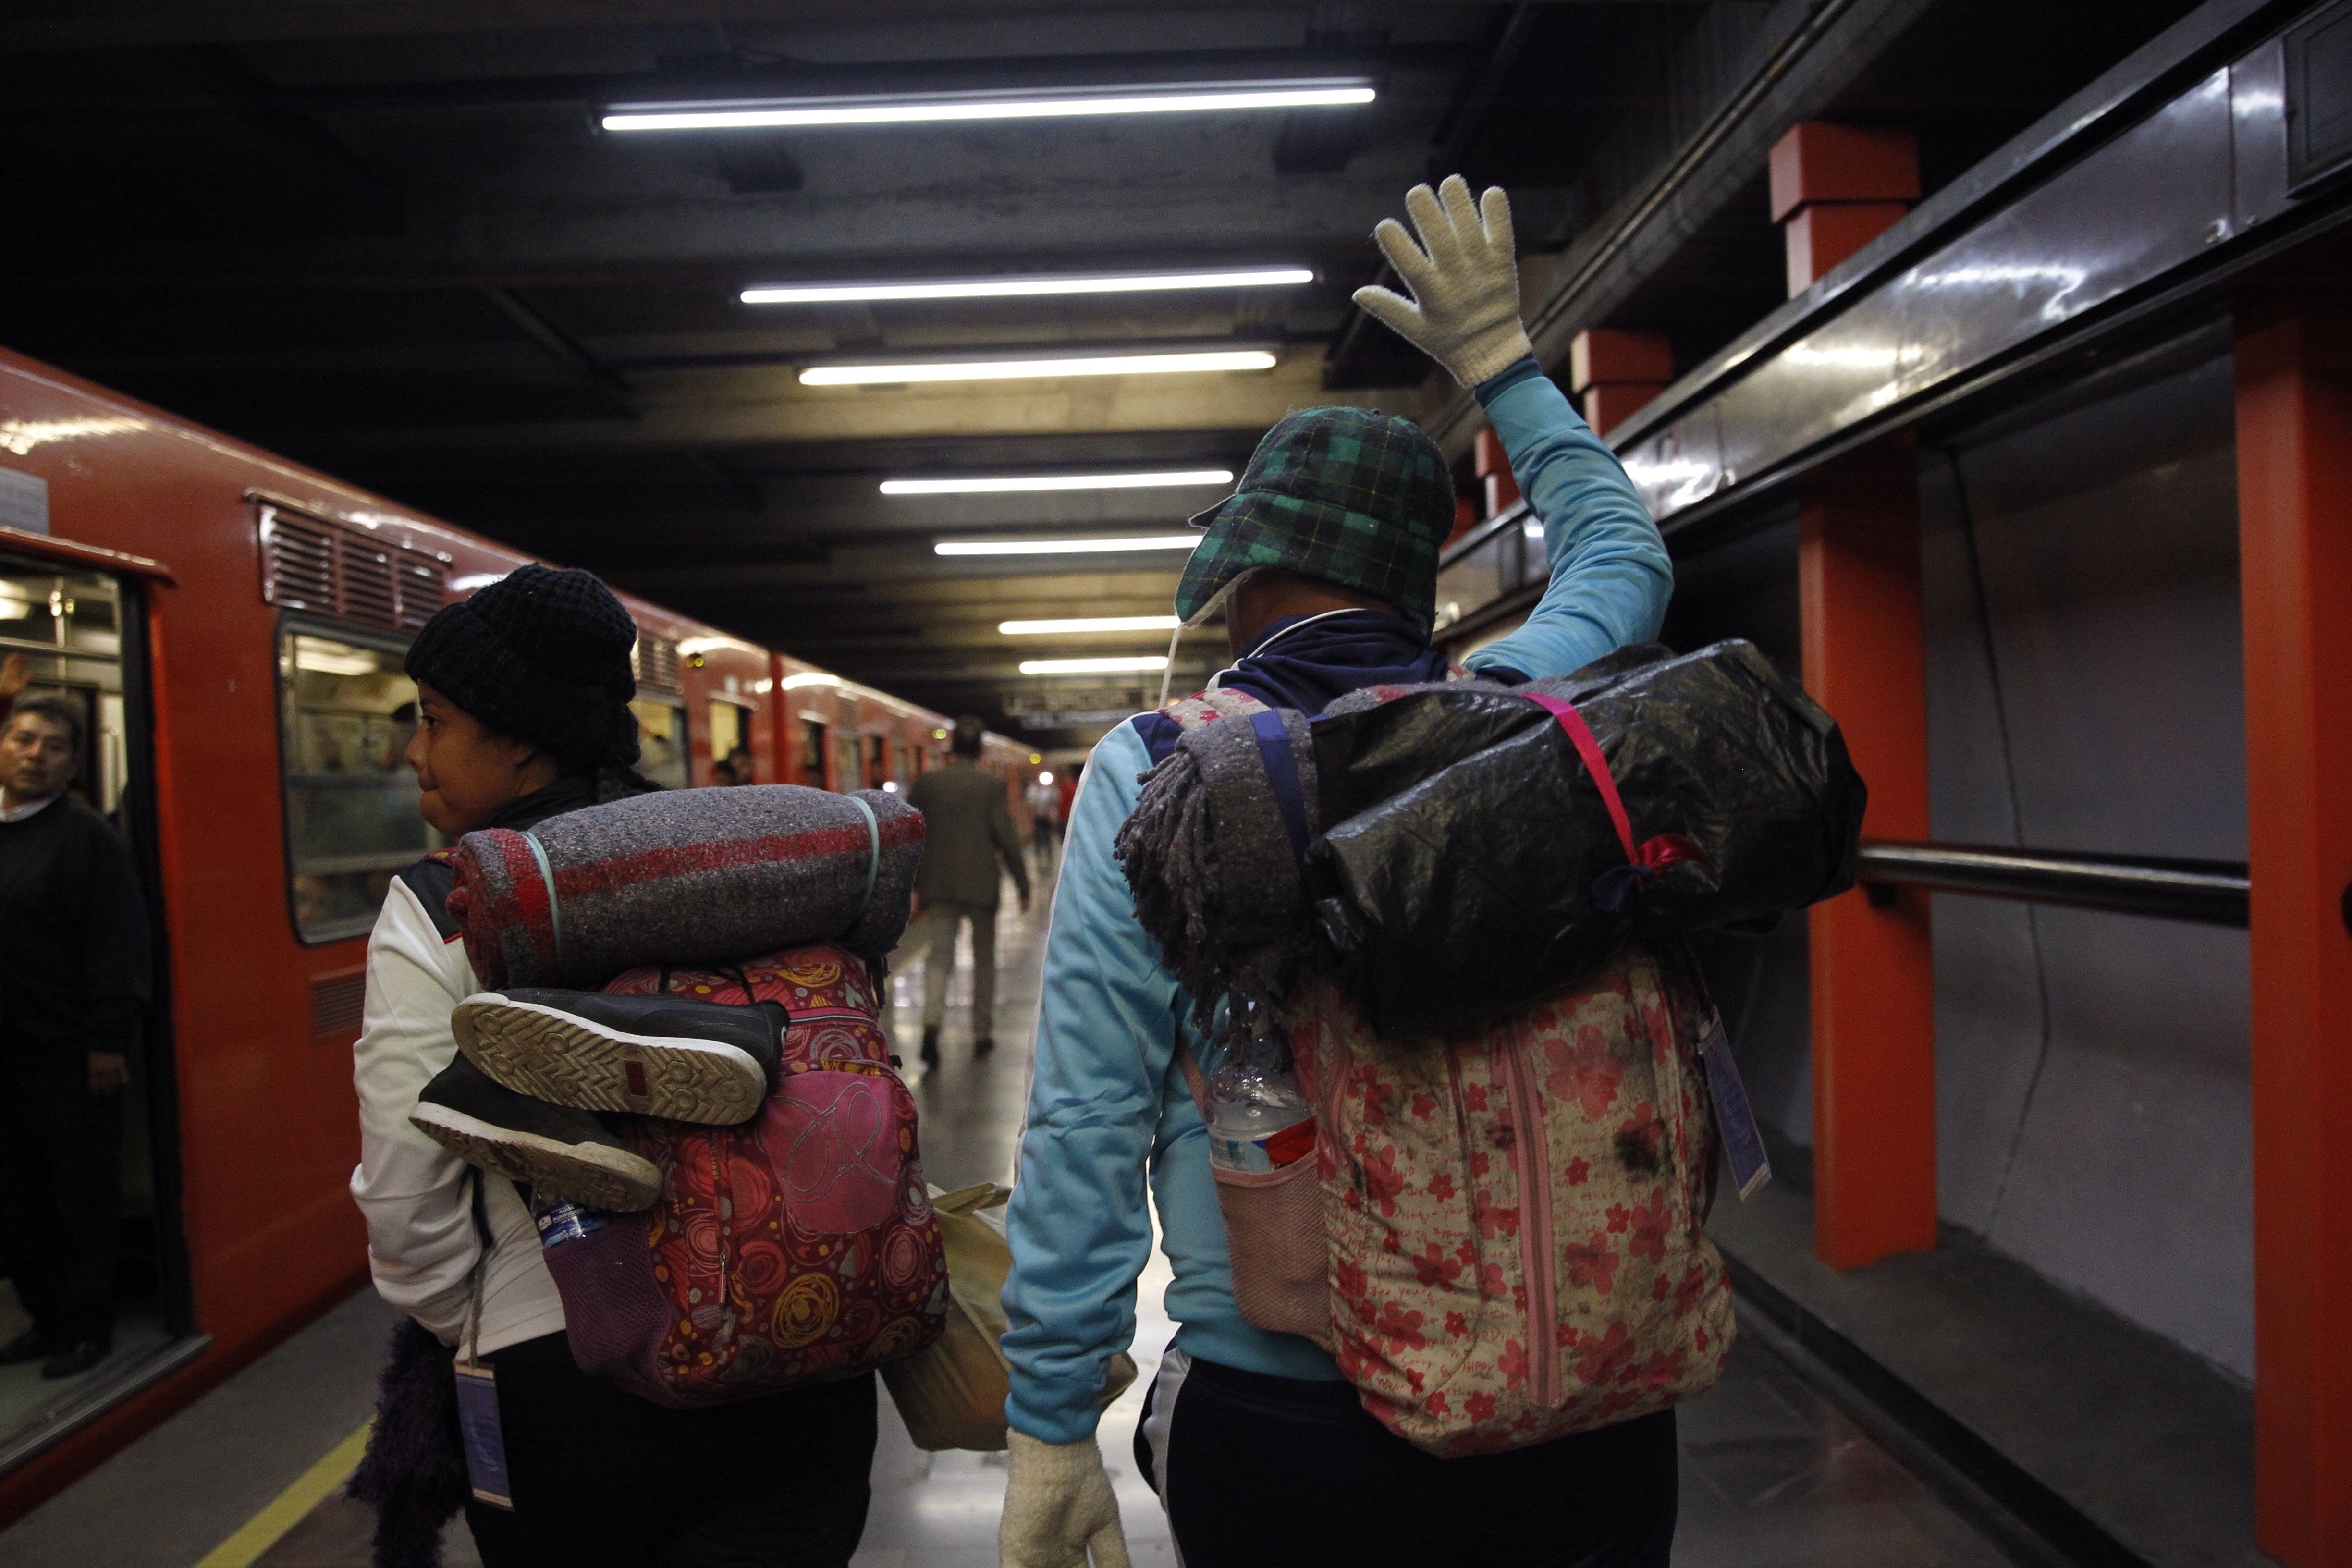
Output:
[
  {"xmin": 636, "ymin": 634, "xmax": 683, "ymax": 692},
  {"xmin": 261, "ymin": 511, "xmax": 336, "ymax": 614},
  {"xmin": 394, "ymin": 551, "xmax": 447, "ymax": 631},
  {"xmin": 310, "ymin": 969, "xmax": 367, "ymax": 1040},
  {"xmin": 255, "ymin": 495, "xmax": 451, "ymax": 635},
  {"xmin": 338, "ymin": 535, "xmax": 399, "ymax": 629}
]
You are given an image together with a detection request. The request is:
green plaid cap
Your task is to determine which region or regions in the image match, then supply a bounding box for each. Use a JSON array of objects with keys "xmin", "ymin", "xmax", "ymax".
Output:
[{"xmin": 1177, "ymin": 406, "xmax": 1455, "ymax": 628}]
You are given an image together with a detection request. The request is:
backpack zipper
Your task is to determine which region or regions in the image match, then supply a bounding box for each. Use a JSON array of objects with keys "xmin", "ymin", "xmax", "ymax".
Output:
[{"xmin": 1495, "ymin": 1019, "xmax": 1558, "ymax": 1410}]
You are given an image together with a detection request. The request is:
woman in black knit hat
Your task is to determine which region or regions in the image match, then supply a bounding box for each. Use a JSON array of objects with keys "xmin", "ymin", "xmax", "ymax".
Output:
[{"xmin": 348, "ymin": 565, "xmax": 876, "ymax": 1568}]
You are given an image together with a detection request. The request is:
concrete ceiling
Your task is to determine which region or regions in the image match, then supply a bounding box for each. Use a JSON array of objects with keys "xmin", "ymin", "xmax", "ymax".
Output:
[{"xmin": 0, "ymin": 0, "xmax": 2202, "ymax": 742}]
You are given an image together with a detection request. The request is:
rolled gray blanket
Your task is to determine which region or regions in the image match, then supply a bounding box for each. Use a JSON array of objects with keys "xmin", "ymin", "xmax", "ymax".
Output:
[{"xmin": 447, "ymin": 784, "xmax": 922, "ymax": 989}]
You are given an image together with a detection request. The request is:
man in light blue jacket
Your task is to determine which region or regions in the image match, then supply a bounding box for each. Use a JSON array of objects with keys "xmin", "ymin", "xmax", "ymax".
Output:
[{"xmin": 996, "ymin": 179, "xmax": 1681, "ymax": 1568}]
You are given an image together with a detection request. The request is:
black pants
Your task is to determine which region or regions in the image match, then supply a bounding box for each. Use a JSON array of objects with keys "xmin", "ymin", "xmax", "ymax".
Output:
[
  {"xmin": 0, "ymin": 1060, "xmax": 121, "ymax": 1345},
  {"xmin": 1137, "ymin": 1354, "xmax": 1678, "ymax": 1568},
  {"xmin": 465, "ymin": 1333, "xmax": 877, "ymax": 1568}
]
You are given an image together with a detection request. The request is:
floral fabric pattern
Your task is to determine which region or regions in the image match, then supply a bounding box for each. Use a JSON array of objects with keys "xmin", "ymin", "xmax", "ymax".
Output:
[{"xmin": 1294, "ymin": 944, "xmax": 1733, "ymax": 1457}]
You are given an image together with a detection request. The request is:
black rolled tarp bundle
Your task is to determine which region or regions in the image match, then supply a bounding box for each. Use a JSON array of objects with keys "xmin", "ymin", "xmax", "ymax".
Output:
[{"xmin": 1116, "ymin": 640, "xmax": 1867, "ymax": 1041}]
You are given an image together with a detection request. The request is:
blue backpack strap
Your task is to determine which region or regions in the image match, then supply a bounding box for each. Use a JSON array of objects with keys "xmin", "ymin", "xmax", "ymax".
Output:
[{"xmin": 1247, "ymin": 709, "xmax": 1312, "ymax": 862}]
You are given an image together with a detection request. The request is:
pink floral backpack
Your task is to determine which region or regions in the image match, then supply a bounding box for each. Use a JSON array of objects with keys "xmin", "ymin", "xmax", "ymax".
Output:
[
  {"xmin": 539, "ymin": 944, "xmax": 948, "ymax": 1406},
  {"xmin": 1162, "ymin": 688, "xmax": 1735, "ymax": 1457}
]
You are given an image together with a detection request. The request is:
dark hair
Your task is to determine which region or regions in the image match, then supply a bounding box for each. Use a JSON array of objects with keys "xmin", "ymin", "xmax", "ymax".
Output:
[
  {"xmin": 6, "ymin": 692, "xmax": 83, "ymax": 756},
  {"xmin": 952, "ymin": 716, "xmax": 986, "ymax": 757}
]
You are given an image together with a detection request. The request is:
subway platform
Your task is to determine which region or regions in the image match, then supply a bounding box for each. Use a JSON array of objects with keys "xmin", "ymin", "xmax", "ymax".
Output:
[{"xmin": 0, "ymin": 875, "xmax": 2045, "ymax": 1568}]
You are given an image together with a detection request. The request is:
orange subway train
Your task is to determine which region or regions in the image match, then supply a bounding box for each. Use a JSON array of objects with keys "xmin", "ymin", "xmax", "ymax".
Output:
[{"xmin": 0, "ymin": 343, "xmax": 971, "ymax": 1522}]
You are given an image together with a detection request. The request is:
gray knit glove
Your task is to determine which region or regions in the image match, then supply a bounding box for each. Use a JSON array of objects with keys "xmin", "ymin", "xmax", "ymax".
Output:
[
  {"xmin": 1352, "ymin": 176, "xmax": 1533, "ymax": 388},
  {"xmin": 999, "ymin": 1430, "xmax": 1131, "ymax": 1568}
]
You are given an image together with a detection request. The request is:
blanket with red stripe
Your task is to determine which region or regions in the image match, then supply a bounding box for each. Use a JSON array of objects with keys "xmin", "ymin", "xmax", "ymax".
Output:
[{"xmin": 446, "ymin": 784, "xmax": 923, "ymax": 989}]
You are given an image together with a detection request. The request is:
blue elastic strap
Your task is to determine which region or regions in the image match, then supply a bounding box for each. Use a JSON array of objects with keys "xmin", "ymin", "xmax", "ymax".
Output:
[
  {"xmin": 848, "ymin": 795, "xmax": 881, "ymax": 923},
  {"xmin": 521, "ymin": 829, "xmax": 563, "ymax": 973},
  {"xmin": 1248, "ymin": 709, "xmax": 1311, "ymax": 862}
]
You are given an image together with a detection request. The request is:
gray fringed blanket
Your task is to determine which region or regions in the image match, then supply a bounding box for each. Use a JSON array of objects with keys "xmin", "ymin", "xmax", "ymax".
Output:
[
  {"xmin": 1115, "ymin": 704, "xmax": 1322, "ymax": 1047},
  {"xmin": 448, "ymin": 784, "xmax": 923, "ymax": 989}
]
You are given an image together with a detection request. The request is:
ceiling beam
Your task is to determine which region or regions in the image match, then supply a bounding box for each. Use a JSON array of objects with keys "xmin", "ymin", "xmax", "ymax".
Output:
[
  {"xmin": 1, "ymin": 2, "xmax": 1645, "ymax": 52},
  {"xmin": 272, "ymin": 353, "xmax": 1431, "ymax": 452}
]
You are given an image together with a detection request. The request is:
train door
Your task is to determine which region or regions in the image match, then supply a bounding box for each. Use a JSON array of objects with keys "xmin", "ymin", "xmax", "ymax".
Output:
[
  {"xmin": 629, "ymin": 633, "xmax": 689, "ymax": 790},
  {"xmin": 797, "ymin": 715, "xmax": 828, "ymax": 790},
  {"xmin": 706, "ymin": 698, "xmax": 751, "ymax": 785},
  {"xmin": 0, "ymin": 539, "xmax": 195, "ymax": 1465}
]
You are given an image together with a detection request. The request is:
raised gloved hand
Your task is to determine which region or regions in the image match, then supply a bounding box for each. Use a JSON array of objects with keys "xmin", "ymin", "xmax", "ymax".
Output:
[
  {"xmin": 1352, "ymin": 175, "xmax": 1533, "ymax": 388},
  {"xmin": 999, "ymin": 1430, "xmax": 1131, "ymax": 1568}
]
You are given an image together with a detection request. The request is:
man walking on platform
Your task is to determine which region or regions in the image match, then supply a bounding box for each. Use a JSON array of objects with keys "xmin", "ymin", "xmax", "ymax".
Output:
[
  {"xmin": 0, "ymin": 693, "xmax": 151, "ymax": 1380},
  {"xmin": 906, "ymin": 717, "xmax": 1029, "ymax": 1066}
]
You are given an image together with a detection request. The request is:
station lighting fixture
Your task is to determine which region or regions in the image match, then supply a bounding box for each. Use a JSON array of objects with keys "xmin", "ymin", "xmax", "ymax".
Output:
[
  {"xmin": 749, "ymin": 270, "xmax": 1310, "ymax": 306},
  {"xmin": 934, "ymin": 535, "xmax": 1199, "ymax": 556},
  {"xmin": 882, "ymin": 469, "xmax": 1232, "ymax": 496},
  {"xmin": 1019, "ymin": 655, "xmax": 1170, "ymax": 675},
  {"xmin": 602, "ymin": 80, "xmax": 1374, "ymax": 134},
  {"xmin": 999, "ymin": 615, "xmax": 1180, "ymax": 636},
  {"xmin": 800, "ymin": 349, "xmax": 1275, "ymax": 385}
]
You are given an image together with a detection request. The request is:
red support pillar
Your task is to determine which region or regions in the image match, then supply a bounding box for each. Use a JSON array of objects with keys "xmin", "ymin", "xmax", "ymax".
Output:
[
  {"xmin": 1771, "ymin": 122, "xmax": 1918, "ymax": 296},
  {"xmin": 1569, "ymin": 328, "xmax": 1673, "ymax": 438},
  {"xmin": 1798, "ymin": 433, "xmax": 1938, "ymax": 1269},
  {"xmin": 2236, "ymin": 292, "xmax": 2352, "ymax": 1568}
]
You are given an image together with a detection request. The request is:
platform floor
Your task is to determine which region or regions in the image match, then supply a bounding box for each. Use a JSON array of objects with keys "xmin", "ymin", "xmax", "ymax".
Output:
[{"xmin": 0, "ymin": 867, "xmax": 2036, "ymax": 1568}]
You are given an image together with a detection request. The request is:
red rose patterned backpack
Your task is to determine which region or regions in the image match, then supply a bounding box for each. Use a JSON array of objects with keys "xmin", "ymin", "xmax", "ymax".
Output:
[
  {"xmin": 537, "ymin": 944, "xmax": 948, "ymax": 1406},
  {"xmin": 1160, "ymin": 687, "xmax": 1736, "ymax": 1457}
]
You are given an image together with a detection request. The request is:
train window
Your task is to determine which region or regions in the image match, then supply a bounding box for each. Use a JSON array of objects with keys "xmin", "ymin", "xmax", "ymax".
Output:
[
  {"xmin": 0, "ymin": 565, "xmax": 129, "ymax": 813},
  {"xmin": 865, "ymin": 734, "xmax": 886, "ymax": 789},
  {"xmin": 631, "ymin": 698, "xmax": 689, "ymax": 790},
  {"xmin": 834, "ymin": 730, "xmax": 860, "ymax": 795},
  {"xmin": 276, "ymin": 624, "xmax": 434, "ymax": 943},
  {"xmin": 708, "ymin": 699, "xmax": 750, "ymax": 784},
  {"xmin": 800, "ymin": 717, "xmax": 827, "ymax": 787}
]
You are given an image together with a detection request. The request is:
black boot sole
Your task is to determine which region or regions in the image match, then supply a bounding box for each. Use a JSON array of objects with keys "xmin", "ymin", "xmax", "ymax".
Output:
[
  {"xmin": 454, "ymin": 995, "xmax": 768, "ymax": 1126},
  {"xmin": 410, "ymin": 1100, "xmax": 661, "ymax": 1212}
]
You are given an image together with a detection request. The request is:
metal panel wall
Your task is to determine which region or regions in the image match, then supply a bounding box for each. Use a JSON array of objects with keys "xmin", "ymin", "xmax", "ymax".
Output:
[{"xmin": 1922, "ymin": 339, "xmax": 2252, "ymax": 1375}]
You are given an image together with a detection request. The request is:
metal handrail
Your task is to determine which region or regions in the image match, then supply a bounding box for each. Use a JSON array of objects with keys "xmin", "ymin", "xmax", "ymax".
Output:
[{"xmin": 1856, "ymin": 840, "xmax": 2249, "ymax": 928}]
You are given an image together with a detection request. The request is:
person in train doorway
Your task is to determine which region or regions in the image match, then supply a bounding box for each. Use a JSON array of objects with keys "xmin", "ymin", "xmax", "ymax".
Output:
[
  {"xmin": 905, "ymin": 716, "xmax": 1029, "ymax": 1067},
  {"xmin": 349, "ymin": 564, "xmax": 877, "ymax": 1568},
  {"xmin": 0, "ymin": 691, "xmax": 151, "ymax": 1381},
  {"xmin": 995, "ymin": 178, "xmax": 1680, "ymax": 1568}
]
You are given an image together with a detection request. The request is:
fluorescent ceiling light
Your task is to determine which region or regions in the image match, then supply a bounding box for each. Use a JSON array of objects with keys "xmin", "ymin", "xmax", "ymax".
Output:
[
  {"xmin": 603, "ymin": 81, "xmax": 1373, "ymax": 133},
  {"xmin": 746, "ymin": 269, "xmax": 1311, "ymax": 306},
  {"xmin": 292, "ymin": 637, "xmax": 385, "ymax": 677},
  {"xmin": 883, "ymin": 469, "xmax": 1231, "ymax": 496},
  {"xmin": 801, "ymin": 349, "xmax": 1274, "ymax": 385},
  {"xmin": 934, "ymin": 535, "xmax": 1200, "ymax": 556},
  {"xmin": 1020, "ymin": 656, "xmax": 1170, "ymax": 675},
  {"xmin": 1000, "ymin": 615, "xmax": 1181, "ymax": 636}
]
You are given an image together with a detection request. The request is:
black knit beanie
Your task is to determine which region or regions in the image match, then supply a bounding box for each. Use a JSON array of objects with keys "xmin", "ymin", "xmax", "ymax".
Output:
[{"xmin": 404, "ymin": 564, "xmax": 640, "ymax": 769}]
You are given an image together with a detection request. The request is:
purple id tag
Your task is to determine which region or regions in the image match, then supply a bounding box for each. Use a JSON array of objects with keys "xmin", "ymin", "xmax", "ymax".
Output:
[
  {"xmin": 453, "ymin": 1360, "xmax": 514, "ymax": 1510},
  {"xmin": 1698, "ymin": 1014, "xmax": 1771, "ymax": 1200}
]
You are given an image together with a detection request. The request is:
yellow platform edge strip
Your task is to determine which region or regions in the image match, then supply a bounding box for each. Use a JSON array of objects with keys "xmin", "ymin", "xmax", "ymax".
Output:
[{"xmin": 192, "ymin": 1420, "xmax": 373, "ymax": 1568}]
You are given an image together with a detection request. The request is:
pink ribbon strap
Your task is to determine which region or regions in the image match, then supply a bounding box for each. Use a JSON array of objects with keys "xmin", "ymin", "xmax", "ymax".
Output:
[{"xmin": 1522, "ymin": 692, "xmax": 1709, "ymax": 911}]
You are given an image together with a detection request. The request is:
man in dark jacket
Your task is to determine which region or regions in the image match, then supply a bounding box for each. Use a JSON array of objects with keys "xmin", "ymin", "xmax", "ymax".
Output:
[
  {"xmin": 904, "ymin": 717, "xmax": 1029, "ymax": 1066},
  {"xmin": 0, "ymin": 691, "xmax": 151, "ymax": 1379}
]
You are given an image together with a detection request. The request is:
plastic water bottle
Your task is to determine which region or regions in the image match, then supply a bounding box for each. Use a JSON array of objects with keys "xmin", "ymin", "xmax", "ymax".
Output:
[
  {"xmin": 1204, "ymin": 1007, "xmax": 1315, "ymax": 1173},
  {"xmin": 531, "ymin": 1197, "xmax": 610, "ymax": 1249}
]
